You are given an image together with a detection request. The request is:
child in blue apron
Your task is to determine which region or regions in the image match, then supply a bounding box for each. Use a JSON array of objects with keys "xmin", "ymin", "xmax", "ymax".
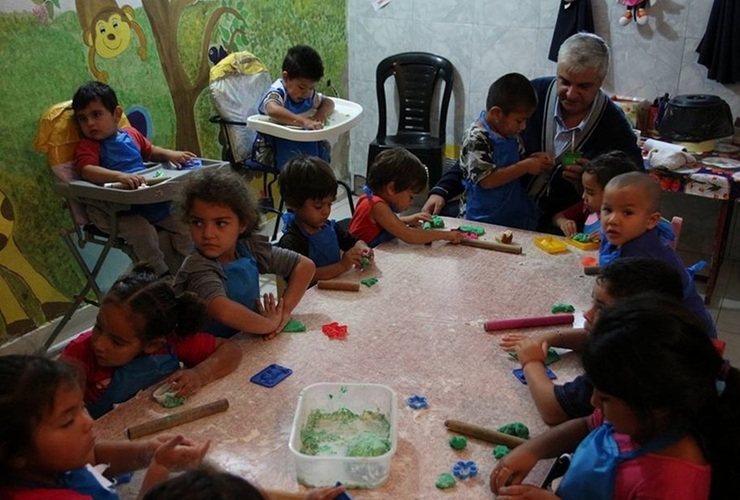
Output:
[
  {"xmin": 349, "ymin": 148, "xmax": 465, "ymax": 247},
  {"xmin": 277, "ymin": 155, "xmax": 373, "ymax": 282},
  {"xmin": 61, "ymin": 264, "xmax": 241, "ymax": 419},
  {"xmin": 253, "ymin": 45, "xmax": 334, "ymax": 170},
  {"xmin": 551, "ymin": 150, "xmax": 639, "ymax": 239},
  {"xmin": 460, "ymin": 73, "xmax": 554, "ymax": 230},
  {"xmin": 490, "ymin": 295, "xmax": 738, "ymax": 499},
  {"xmin": 173, "ymin": 168, "xmax": 315, "ymax": 339},
  {"xmin": 0, "ymin": 355, "xmax": 209, "ymax": 499}
]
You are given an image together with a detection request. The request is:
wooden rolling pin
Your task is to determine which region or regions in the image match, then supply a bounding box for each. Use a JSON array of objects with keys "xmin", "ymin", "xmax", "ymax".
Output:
[
  {"xmin": 445, "ymin": 419, "xmax": 527, "ymax": 448},
  {"xmin": 317, "ymin": 280, "xmax": 360, "ymax": 291},
  {"xmin": 126, "ymin": 398, "xmax": 229, "ymax": 440},
  {"xmin": 460, "ymin": 238, "xmax": 523, "ymax": 255}
]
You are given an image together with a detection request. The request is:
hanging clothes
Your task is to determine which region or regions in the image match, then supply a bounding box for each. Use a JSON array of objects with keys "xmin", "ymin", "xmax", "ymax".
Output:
[
  {"xmin": 697, "ymin": 0, "xmax": 740, "ymax": 84},
  {"xmin": 548, "ymin": 0, "xmax": 595, "ymax": 62}
]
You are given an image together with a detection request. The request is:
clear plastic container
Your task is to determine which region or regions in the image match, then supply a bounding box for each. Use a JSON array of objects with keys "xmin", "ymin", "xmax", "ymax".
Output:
[{"xmin": 288, "ymin": 383, "xmax": 397, "ymax": 489}]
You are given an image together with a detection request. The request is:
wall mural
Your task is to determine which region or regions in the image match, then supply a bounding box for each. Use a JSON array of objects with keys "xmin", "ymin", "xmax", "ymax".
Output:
[{"xmin": 0, "ymin": 0, "xmax": 347, "ymax": 344}]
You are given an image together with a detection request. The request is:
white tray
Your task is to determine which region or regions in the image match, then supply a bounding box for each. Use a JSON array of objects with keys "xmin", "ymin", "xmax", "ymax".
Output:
[{"xmin": 247, "ymin": 98, "xmax": 363, "ymax": 142}]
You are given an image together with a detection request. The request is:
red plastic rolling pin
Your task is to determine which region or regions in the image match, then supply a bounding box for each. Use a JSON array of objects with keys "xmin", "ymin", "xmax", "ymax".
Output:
[{"xmin": 484, "ymin": 314, "xmax": 574, "ymax": 332}]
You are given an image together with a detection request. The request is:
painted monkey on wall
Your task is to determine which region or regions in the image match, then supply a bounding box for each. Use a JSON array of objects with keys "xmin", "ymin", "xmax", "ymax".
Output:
[{"xmin": 75, "ymin": 0, "xmax": 147, "ymax": 83}]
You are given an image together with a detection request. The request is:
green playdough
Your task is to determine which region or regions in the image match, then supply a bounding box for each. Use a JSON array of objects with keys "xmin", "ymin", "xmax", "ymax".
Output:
[
  {"xmin": 493, "ymin": 444, "xmax": 510, "ymax": 459},
  {"xmin": 300, "ymin": 408, "xmax": 391, "ymax": 457},
  {"xmin": 498, "ymin": 422, "xmax": 530, "ymax": 439},
  {"xmin": 360, "ymin": 277, "xmax": 379, "ymax": 287},
  {"xmin": 423, "ymin": 215, "xmax": 445, "ymax": 230},
  {"xmin": 458, "ymin": 224, "xmax": 485, "ymax": 235},
  {"xmin": 360, "ymin": 256, "xmax": 370, "ymax": 269},
  {"xmin": 162, "ymin": 395, "xmax": 186, "ymax": 408},
  {"xmin": 510, "ymin": 348, "xmax": 560, "ymax": 365},
  {"xmin": 282, "ymin": 318, "xmax": 307, "ymax": 332},
  {"xmin": 436, "ymin": 472, "xmax": 457, "ymax": 489},
  {"xmin": 449, "ymin": 435, "xmax": 467, "ymax": 450},
  {"xmin": 551, "ymin": 303, "xmax": 576, "ymax": 313},
  {"xmin": 572, "ymin": 233, "xmax": 590, "ymax": 242}
]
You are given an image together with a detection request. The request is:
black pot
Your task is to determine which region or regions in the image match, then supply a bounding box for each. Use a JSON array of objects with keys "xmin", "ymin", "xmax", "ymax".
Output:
[{"xmin": 657, "ymin": 94, "xmax": 734, "ymax": 142}]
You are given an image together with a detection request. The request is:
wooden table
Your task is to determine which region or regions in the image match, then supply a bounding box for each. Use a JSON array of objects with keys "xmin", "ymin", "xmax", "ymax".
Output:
[{"xmin": 96, "ymin": 219, "xmax": 594, "ymax": 499}]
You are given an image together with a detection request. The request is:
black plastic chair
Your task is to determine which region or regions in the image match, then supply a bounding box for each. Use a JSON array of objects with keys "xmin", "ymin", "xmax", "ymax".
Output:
[{"xmin": 367, "ymin": 52, "xmax": 454, "ymax": 188}]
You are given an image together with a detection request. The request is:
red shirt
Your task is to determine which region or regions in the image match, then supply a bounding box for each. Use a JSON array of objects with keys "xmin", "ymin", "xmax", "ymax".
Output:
[{"xmin": 349, "ymin": 193, "xmax": 390, "ymax": 244}]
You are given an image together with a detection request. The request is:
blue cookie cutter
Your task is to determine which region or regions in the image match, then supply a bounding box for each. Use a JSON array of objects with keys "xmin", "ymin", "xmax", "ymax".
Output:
[
  {"xmin": 334, "ymin": 482, "xmax": 354, "ymax": 499},
  {"xmin": 179, "ymin": 158, "xmax": 202, "ymax": 170},
  {"xmin": 452, "ymin": 460, "xmax": 479, "ymax": 479},
  {"xmin": 250, "ymin": 364, "xmax": 292, "ymax": 388},
  {"xmin": 406, "ymin": 394, "xmax": 428, "ymax": 410},
  {"xmin": 513, "ymin": 366, "xmax": 557, "ymax": 385}
]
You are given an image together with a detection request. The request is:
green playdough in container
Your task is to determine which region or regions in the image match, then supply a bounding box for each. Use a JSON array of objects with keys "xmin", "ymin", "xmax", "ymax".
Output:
[{"xmin": 300, "ymin": 408, "xmax": 391, "ymax": 457}]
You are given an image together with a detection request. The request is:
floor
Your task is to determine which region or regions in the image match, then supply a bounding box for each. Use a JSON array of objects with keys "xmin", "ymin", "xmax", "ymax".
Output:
[{"xmin": 3, "ymin": 187, "xmax": 740, "ymax": 368}]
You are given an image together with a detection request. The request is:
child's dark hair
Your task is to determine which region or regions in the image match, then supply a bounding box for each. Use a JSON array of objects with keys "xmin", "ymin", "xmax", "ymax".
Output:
[
  {"xmin": 367, "ymin": 148, "xmax": 428, "ymax": 194},
  {"xmin": 583, "ymin": 150, "xmax": 640, "ymax": 189},
  {"xmin": 104, "ymin": 263, "xmax": 207, "ymax": 342},
  {"xmin": 143, "ymin": 469, "xmax": 265, "ymax": 500},
  {"xmin": 72, "ymin": 81, "xmax": 118, "ymax": 113},
  {"xmin": 279, "ymin": 155, "xmax": 338, "ymax": 209},
  {"xmin": 584, "ymin": 295, "xmax": 740, "ymax": 499},
  {"xmin": 282, "ymin": 45, "xmax": 324, "ymax": 82},
  {"xmin": 486, "ymin": 73, "xmax": 537, "ymax": 114},
  {"xmin": 598, "ymin": 257, "xmax": 683, "ymax": 301},
  {"xmin": 178, "ymin": 167, "xmax": 260, "ymax": 234},
  {"xmin": 0, "ymin": 356, "xmax": 79, "ymax": 478}
]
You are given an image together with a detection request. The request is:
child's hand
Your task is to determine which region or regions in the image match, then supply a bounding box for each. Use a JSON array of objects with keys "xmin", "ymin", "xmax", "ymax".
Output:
[
  {"xmin": 490, "ymin": 446, "xmax": 540, "ymax": 494},
  {"xmin": 515, "ymin": 338, "xmax": 548, "ymax": 367},
  {"xmin": 523, "ymin": 155, "xmax": 554, "ymax": 175},
  {"xmin": 559, "ymin": 219, "xmax": 577, "ymax": 238},
  {"xmin": 151, "ymin": 435, "xmax": 209, "ymax": 471},
  {"xmin": 169, "ymin": 150, "xmax": 196, "ymax": 165},
  {"xmin": 116, "ymin": 172, "xmax": 147, "ymax": 189},
  {"xmin": 256, "ymin": 293, "xmax": 283, "ymax": 328},
  {"xmin": 499, "ymin": 333, "xmax": 527, "ymax": 352},
  {"xmin": 402, "ymin": 212, "xmax": 433, "ymax": 227},
  {"xmin": 445, "ymin": 230, "xmax": 466, "ymax": 244},
  {"xmin": 166, "ymin": 369, "xmax": 203, "ymax": 397},
  {"xmin": 300, "ymin": 117, "xmax": 325, "ymax": 130},
  {"xmin": 305, "ymin": 485, "xmax": 347, "ymax": 500},
  {"xmin": 341, "ymin": 246, "xmax": 364, "ymax": 270}
]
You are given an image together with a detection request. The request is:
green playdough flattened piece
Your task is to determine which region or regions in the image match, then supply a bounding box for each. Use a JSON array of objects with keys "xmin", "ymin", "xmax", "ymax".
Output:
[
  {"xmin": 493, "ymin": 444, "xmax": 510, "ymax": 459},
  {"xmin": 282, "ymin": 318, "xmax": 307, "ymax": 332},
  {"xmin": 572, "ymin": 233, "xmax": 591, "ymax": 242},
  {"xmin": 360, "ymin": 277, "xmax": 379, "ymax": 287},
  {"xmin": 551, "ymin": 303, "xmax": 576, "ymax": 313},
  {"xmin": 436, "ymin": 472, "xmax": 457, "ymax": 489},
  {"xmin": 449, "ymin": 435, "xmax": 467, "ymax": 450},
  {"xmin": 458, "ymin": 224, "xmax": 485, "ymax": 235},
  {"xmin": 498, "ymin": 422, "xmax": 530, "ymax": 439}
]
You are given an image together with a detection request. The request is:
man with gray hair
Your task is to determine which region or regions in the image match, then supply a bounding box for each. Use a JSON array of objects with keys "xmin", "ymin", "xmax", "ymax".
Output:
[{"xmin": 423, "ymin": 32, "xmax": 642, "ymax": 233}]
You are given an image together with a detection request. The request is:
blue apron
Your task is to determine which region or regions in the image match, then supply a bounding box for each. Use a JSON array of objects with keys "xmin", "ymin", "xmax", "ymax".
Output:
[
  {"xmin": 206, "ymin": 243, "xmax": 261, "ymax": 338},
  {"xmin": 556, "ymin": 423, "xmax": 682, "ymax": 499},
  {"xmin": 61, "ymin": 466, "xmax": 119, "ymax": 500},
  {"xmin": 86, "ymin": 347, "xmax": 180, "ymax": 419},
  {"xmin": 361, "ymin": 186, "xmax": 397, "ymax": 248},
  {"xmin": 283, "ymin": 212, "xmax": 341, "ymax": 267},
  {"xmin": 583, "ymin": 212, "xmax": 600, "ymax": 236},
  {"xmin": 463, "ymin": 112, "xmax": 538, "ymax": 230}
]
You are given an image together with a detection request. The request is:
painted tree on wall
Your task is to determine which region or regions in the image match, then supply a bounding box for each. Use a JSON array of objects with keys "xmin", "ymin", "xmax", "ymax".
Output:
[{"xmin": 140, "ymin": 0, "xmax": 241, "ymax": 154}]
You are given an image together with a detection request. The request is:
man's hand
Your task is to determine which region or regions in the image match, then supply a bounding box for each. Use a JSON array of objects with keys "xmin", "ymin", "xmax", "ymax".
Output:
[{"xmin": 421, "ymin": 194, "xmax": 446, "ymax": 215}]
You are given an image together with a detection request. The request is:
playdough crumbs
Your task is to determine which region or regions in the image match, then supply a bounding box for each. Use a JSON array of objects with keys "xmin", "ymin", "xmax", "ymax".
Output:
[
  {"xmin": 282, "ymin": 318, "xmax": 307, "ymax": 332},
  {"xmin": 406, "ymin": 394, "xmax": 428, "ymax": 410},
  {"xmin": 360, "ymin": 277, "xmax": 379, "ymax": 287},
  {"xmin": 322, "ymin": 322, "xmax": 348, "ymax": 339},
  {"xmin": 422, "ymin": 215, "xmax": 445, "ymax": 230},
  {"xmin": 452, "ymin": 460, "xmax": 478, "ymax": 479},
  {"xmin": 493, "ymin": 444, "xmax": 510, "ymax": 459},
  {"xmin": 435, "ymin": 472, "xmax": 457, "ymax": 489},
  {"xmin": 300, "ymin": 408, "xmax": 391, "ymax": 457},
  {"xmin": 498, "ymin": 422, "xmax": 530, "ymax": 439},
  {"xmin": 551, "ymin": 303, "xmax": 576, "ymax": 313},
  {"xmin": 449, "ymin": 435, "xmax": 467, "ymax": 450}
]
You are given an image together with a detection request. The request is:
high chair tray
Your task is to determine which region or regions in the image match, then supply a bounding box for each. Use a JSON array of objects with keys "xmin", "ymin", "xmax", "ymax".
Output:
[
  {"xmin": 246, "ymin": 98, "xmax": 363, "ymax": 142},
  {"xmin": 65, "ymin": 159, "xmax": 226, "ymax": 205}
]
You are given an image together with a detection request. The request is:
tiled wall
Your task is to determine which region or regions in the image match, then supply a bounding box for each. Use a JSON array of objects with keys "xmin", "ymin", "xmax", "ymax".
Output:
[{"xmin": 346, "ymin": 0, "xmax": 740, "ymax": 183}]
